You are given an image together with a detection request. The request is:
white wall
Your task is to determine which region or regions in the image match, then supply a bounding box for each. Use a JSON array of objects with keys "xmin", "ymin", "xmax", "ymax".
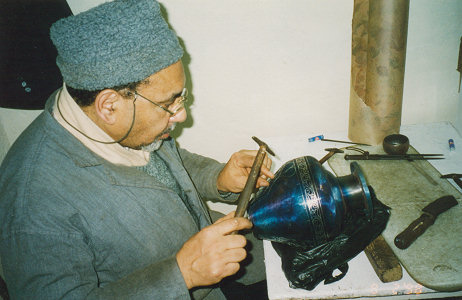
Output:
[
  {"xmin": 2, "ymin": 0, "xmax": 461, "ymax": 164},
  {"xmin": 166, "ymin": 0, "xmax": 460, "ymax": 162},
  {"xmin": 162, "ymin": 0, "xmax": 462, "ymax": 162}
]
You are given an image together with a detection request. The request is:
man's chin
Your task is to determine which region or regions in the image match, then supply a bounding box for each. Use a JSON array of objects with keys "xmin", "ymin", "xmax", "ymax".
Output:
[{"xmin": 130, "ymin": 124, "xmax": 175, "ymax": 152}]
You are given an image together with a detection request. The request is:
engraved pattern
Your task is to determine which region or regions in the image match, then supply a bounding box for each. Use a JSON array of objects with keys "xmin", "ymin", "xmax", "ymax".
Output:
[{"xmin": 295, "ymin": 157, "xmax": 327, "ymax": 244}]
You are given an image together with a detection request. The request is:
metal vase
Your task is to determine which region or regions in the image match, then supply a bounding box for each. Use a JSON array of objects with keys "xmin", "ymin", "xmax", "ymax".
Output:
[{"xmin": 248, "ymin": 156, "xmax": 373, "ymax": 248}]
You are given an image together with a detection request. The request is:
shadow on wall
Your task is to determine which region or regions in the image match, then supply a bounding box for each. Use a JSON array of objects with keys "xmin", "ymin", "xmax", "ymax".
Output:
[
  {"xmin": 170, "ymin": 36, "xmax": 195, "ymax": 143},
  {"xmin": 159, "ymin": 4, "xmax": 195, "ymax": 143}
]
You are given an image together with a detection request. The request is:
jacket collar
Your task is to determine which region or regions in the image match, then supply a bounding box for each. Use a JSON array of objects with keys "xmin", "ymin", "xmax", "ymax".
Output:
[
  {"xmin": 42, "ymin": 90, "xmax": 177, "ymax": 190},
  {"xmin": 44, "ymin": 89, "xmax": 105, "ymax": 168}
]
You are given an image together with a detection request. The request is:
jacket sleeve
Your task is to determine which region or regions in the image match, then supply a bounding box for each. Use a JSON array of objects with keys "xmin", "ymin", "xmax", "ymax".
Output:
[
  {"xmin": 177, "ymin": 147, "xmax": 238, "ymax": 203},
  {"xmin": 1, "ymin": 231, "xmax": 191, "ymax": 300}
]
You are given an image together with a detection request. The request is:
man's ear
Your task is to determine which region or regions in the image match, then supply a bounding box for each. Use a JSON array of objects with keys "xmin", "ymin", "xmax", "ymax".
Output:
[{"xmin": 93, "ymin": 89, "xmax": 120, "ymax": 125}]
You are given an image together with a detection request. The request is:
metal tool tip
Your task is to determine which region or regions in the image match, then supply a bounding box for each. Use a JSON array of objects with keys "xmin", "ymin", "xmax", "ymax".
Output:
[{"xmin": 252, "ymin": 136, "xmax": 276, "ymax": 156}]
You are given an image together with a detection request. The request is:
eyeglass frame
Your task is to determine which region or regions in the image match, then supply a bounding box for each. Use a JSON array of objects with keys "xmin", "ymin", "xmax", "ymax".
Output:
[{"xmin": 129, "ymin": 87, "xmax": 188, "ymax": 116}]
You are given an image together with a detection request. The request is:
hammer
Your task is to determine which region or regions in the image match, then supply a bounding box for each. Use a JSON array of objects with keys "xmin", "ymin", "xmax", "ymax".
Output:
[
  {"xmin": 234, "ymin": 136, "xmax": 276, "ymax": 218},
  {"xmin": 441, "ymin": 173, "xmax": 462, "ymax": 190},
  {"xmin": 319, "ymin": 148, "xmax": 344, "ymax": 165}
]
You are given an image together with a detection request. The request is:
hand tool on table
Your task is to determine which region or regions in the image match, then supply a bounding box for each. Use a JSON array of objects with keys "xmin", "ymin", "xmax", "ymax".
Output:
[
  {"xmin": 394, "ymin": 195, "xmax": 458, "ymax": 250},
  {"xmin": 321, "ymin": 138, "xmax": 371, "ymax": 146},
  {"xmin": 344, "ymin": 153, "xmax": 444, "ymax": 160},
  {"xmin": 319, "ymin": 148, "xmax": 343, "ymax": 165},
  {"xmin": 441, "ymin": 174, "xmax": 462, "ymax": 190},
  {"xmin": 457, "ymin": 36, "xmax": 462, "ymax": 92},
  {"xmin": 364, "ymin": 235, "xmax": 402, "ymax": 283},
  {"xmin": 234, "ymin": 136, "xmax": 276, "ymax": 218}
]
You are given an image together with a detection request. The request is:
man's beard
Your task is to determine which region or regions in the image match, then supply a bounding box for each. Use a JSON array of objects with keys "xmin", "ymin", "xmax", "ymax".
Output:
[
  {"xmin": 140, "ymin": 139, "xmax": 163, "ymax": 152},
  {"xmin": 140, "ymin": 123, "xmax": 176, "ymax": 152}
]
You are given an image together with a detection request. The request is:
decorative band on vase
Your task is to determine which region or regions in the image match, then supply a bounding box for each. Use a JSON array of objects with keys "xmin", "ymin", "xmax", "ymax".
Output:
[{"xmin": 295, "ymin": 157, "xmax": 327, "ymax": 245}]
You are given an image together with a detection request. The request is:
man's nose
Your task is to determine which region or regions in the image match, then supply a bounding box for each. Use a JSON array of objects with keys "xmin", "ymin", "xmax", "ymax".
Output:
[{"xmin": 169, "ymin": 108, "xmax": 187, "ymax": 123}]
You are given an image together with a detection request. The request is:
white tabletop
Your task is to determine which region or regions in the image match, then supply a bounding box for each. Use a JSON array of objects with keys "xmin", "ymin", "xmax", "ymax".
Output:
[{"xmin": 261, "ymin": 121, "xmax": 462, "ymax": 300}]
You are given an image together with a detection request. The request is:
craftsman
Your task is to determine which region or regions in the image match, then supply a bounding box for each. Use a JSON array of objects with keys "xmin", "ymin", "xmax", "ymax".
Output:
[{"xmin": 0, "ymin": 0, "xmax": 274, "ymax": 299}]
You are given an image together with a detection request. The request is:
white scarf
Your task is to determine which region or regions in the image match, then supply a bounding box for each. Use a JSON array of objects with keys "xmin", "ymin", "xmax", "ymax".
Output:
[{"xmin": 52, "ymin": 84, "xmax": 150, "ymax": 166}]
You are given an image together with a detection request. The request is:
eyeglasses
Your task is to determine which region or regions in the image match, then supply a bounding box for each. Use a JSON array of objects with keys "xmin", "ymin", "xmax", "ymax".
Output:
[{"xmin": 131, "ymin": 88, "xmax": 188, "ymax": 116}]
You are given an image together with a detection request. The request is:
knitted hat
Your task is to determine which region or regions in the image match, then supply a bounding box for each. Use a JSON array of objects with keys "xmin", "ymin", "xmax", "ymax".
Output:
[{"xmin": 50, "ymin": 0, "xmax": 183, "ymax": 91}]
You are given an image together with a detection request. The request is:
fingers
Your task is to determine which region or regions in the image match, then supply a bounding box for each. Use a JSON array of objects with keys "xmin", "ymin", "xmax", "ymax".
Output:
[
  {"xmin": 217, "ymin": 148, "xmax": 275, "ymax": 194},
  {"xmin": 236, "ymin": 150, "xmax": 259, "ymax": 168},
  {"xmin": 212, "ymin": 216, "xmax": 253, "ymax": 235},
  {"xmin": 210, "ymin": 234, "xmax": 247, "ymax": 253},
  {"xmin": 176, "ymin": 217, "xmax": 251, "ymax": 289},
  {"xmin": 263, "ymin": 153, "xmax": 273, "ymax": 171},
  {"xmin": 260, "ymin": 165, "xmax": 275, "ymax": 179},
  {"xmin": 256, "ymin": 176, "xmax": 270, "ymax": 188},
  {"xmin": 239, "ymin": 150, "xmax": 274, "ymax": 177},
  {"xmin": 203, "ymin": 248, "xmax": 246, "ymax": 282},
  {"xmin": 223, "ymin": 248, "xmax": 247, "ymax": 265},
  {"xmin": 254, "ymin": 157, "xmax": 274, "ymax": 188},
  {"xmin": 222, "ymin": 262, "xmax": 241, "ymax": 279}
]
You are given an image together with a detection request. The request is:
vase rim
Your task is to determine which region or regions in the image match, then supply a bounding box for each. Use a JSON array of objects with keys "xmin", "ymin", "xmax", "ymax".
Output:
[{"xmin": 350, "ymin": 162, "xmax": 373, "ymax": 219}]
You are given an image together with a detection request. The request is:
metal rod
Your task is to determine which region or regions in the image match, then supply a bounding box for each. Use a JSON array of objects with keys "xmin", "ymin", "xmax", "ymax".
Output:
[
  {"xmin": 319, "ymin": 148, "xmax": 343, "ymax": 165},
  {"xmin": 344, "ymin": 154, "xmax": 444, "ymax": 160},
  {"xmin": 234, "ymin": 137, "xmax": 275, "ymax": 218},
  {"xmin": 321, "ymin": 138, "xmax": 371, "ymax": 146},
  {"xmin": 235, "ymin": 147, "xmax": 267, "ymax": 217},
  {"xmin": 252, "ymin": 136, "xmax": 275, "ymax": 156}
]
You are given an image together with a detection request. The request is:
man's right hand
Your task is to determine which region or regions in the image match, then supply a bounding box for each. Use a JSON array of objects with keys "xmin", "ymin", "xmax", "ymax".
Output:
[{"xmin": 176, "ymin": 212, "xmax": 252, "ymax": 289}]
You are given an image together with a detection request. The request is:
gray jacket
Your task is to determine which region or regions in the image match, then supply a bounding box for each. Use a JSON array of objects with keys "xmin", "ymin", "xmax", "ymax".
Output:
[{"xmin": 0, "ymin": 92, "xmax": 264, "ymax": 299}]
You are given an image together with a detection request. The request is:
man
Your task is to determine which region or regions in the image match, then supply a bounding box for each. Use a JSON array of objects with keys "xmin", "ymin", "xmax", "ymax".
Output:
[{"xmin": 0, "ymin": 0, "xmax": 274, "ymax": 299}]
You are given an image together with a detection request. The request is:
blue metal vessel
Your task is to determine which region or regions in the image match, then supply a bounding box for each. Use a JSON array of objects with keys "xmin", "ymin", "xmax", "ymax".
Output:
[{"xmin": 248, "ymin": 156, "xmax": 372, "ymax": 248}]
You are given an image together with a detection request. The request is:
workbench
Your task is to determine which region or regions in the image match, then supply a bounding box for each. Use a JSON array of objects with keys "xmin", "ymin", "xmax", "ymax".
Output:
[{"xmin": 260, "ymin": 122, "xmax": 462, "ymax": 300}]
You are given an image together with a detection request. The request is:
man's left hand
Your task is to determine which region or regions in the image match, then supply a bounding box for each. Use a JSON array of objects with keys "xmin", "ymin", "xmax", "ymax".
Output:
[{"xmin": 217, "ymin": 150, "xmax": 274, "ymax": 193}]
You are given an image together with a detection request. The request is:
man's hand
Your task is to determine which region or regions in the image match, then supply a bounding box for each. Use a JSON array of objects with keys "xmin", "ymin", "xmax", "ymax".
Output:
[
  {"xmin": 176, "ymin": 212, "xmax": 252, "ymax": 289},
  {"xmin": 217, "ymin": 150, "xmax": 274, "ymax": 193}
]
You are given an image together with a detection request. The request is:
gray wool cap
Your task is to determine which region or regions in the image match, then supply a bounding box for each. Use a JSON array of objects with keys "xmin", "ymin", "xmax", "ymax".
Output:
[{"xmin": 50, "ymin": 0, "xmax": 183, "ymax": 91}]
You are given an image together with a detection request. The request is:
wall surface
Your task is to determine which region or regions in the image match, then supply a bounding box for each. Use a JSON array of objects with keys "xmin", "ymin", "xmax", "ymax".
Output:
[
  {"xmin": 162, "ymin": 0, "xmax": 461, "ymax": 163},
  {"xmin": 2, "ymin": 0, "xmax": 461, "ymax": 165}
]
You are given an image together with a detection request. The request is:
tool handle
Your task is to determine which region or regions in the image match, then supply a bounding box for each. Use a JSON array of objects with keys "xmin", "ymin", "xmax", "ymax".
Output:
[
  {"xmin": 394, "ymin": 214, "xmax": 434, "ymax": 249},
  {"xmin": 364, "ymin": 235, "xmax": 402, "ymax": 283},
  {"xmin": 319, "ymin": 151, "xmax": 335, "ymax": 165},
  {"xmin": 458, "ymin": 37, "xmax": 462, "ymax": 92},
  {"xmin": 457, "ymin": 36, "xmax": 462, "ymax": 73},
  {"xmin": 234, "ymin": 147, "xmax": 267, "ymax": 218}
]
